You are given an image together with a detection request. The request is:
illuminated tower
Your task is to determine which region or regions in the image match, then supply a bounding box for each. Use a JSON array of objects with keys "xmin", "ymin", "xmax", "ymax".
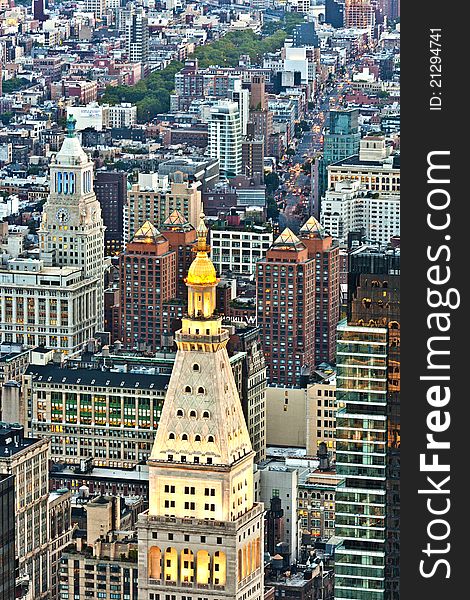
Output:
[{"xmin": 137, "ymin": 214, "xmax": 264, "ymax": 600}]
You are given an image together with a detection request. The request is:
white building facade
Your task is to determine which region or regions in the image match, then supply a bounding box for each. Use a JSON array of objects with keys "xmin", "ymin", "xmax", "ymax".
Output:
[
  {"xmin": 0, "ymin": 115, "xmax": 105, "ymax": 354},
  {"xmin": 209, "ymin": 101, "xmax": 243, "ymax": 177}
]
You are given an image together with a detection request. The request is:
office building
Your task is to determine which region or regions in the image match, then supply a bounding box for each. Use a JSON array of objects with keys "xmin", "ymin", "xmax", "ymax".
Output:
[
  {"xmin": 210, "ymin": 224, "xmax": 273, "ymax": 276},
  {"xmin": 24, "ymin": 349, "xmax": 170, "ymax": 468},
  {"xmin": 60, "ymin": 495, "xmax": 139, "ymax": 600},
  {"xmin": 250, "ymin": 76, "xmax": 267, "ymax": 111},
  {"xmin": 327, "ymin": 137, "xmax": 400, "ymax": 194},
  {"xmin": 250, "ymin": 110, "xmax": 273, "ymax": 157},
  {"xmin": 299, "ymin": 216, "xmax": 340, "ymax": 365},
  {"xmin": 345, "ymin": 0, "xmax": 375, "ymax": 28},
  {"xmin": 242, "ymin": 134, "xmax": 265, "ymax": 181},
  {"xmin": 126, "ymin": 171, "xmax": 202, "ymax": 241},
  {"xmin": 0, "ymin": 474, "xmax": 15, "ymax": 600},
  {"xmin": 321, "ymin": 180, "xmax": 400, "ymax": 245},
  {"xmin": 256, "ymin": 229, "xmax": 315, "ymax": 386},
  {"xmin": 258, "ymin": 460, "xmax": 300, "ymax": 562},
  {"xmin": 32, "ymin": 0, "xmax": 47, "ymax": 22},
  {"xmin": 0, "ymin": 425, "xmax": 49, "ymax": 599},
  {"xmin": 0, "ymin": 116, "xmax": 105, "ymax": 353},
  {"xmin": 334, "ymin": 247, "xmax": 400, "ymax": 600},
  {"xmin": 226, "ymin": 324, "xmax": 267, "ymax": 463},
  {"xmin": 137, "ymin": 215, "xmax": 264, "ymax": 600},
  {"xmin": 325, "ymin": 0, "xmax": 345, "ymax": 27},
  {"xmin": 84, "ymin": 0, "xmax": 106, "ymax": 19},
  {"xmin": 119, "ymin": 222, "xmax": 177, "ymax": 352},
  {"xmin": 209, "ymin": 100, "xmax": 243, "ymax": 177},
  {"xmin": 324, "ymin": 109, "xmax": 361, "ymax": 166},
  {"xmin": 125, "ymin": 7, "xmax": 149, "ymax": 65},
  {"xmin": 161, "ymin": 210, "xmax": 197, "ymax": 301},
  {"xmin": 94, "ymin": 171, "xmax": 128, "ymax": 256},
  {"xmin": 298, "ymin": 467, "xmax": 342, "ymax": 549},
  {"xmin": 48, "ymin": 488, "xmax": 74, "ymax": 600}
]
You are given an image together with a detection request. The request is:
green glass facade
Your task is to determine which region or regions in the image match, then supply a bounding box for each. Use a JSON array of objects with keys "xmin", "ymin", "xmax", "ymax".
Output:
[
  {"xmin": 335, "ymin": 322, "xmax": 388, "ymax": 600},
  {"xmin": 334, "ymin": 248, "xmax": 400, "ymax": 600}
]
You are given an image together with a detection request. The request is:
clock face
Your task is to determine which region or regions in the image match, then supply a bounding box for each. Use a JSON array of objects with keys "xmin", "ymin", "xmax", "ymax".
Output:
[{"xmin": 56, "ymin": 209, "xmax": 70, "ymax": 224}]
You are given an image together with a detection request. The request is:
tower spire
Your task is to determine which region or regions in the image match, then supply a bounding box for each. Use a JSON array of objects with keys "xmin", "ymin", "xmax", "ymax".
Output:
[{"xmin": 66, "ymin": 114, "xmax": 77, "ymax": 138}]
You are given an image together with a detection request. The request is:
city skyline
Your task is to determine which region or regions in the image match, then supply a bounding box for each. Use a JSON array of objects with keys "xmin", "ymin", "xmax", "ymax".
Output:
[{"xmin": 0, "ymin": 3, "xmax": 400, "ymax": 600}]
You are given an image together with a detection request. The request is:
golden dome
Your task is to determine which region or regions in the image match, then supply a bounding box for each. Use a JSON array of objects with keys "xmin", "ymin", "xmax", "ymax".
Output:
[
  {"xmin": 185, "ymin": 211, "xmax": 218, "ymax": 286},
  {"xmin": 186, "ymin": 252, "xmax": 218, "ymax": 286}
]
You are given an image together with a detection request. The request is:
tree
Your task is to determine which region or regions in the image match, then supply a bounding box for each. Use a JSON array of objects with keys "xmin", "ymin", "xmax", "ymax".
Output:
[
  {"xmin": 267, "ymin": 196, "xmax": 280, "ymax": 220},
  {"xmin": 264, "ymin": 172, "xmax": 280, "ymax": 195},
  {"xmin": 2, "ymin": 77, "xmax": 31, "ymax": 94},
  {"xmin": 0, "ymin": 112, "xmax": 13, "ymax": 125}
]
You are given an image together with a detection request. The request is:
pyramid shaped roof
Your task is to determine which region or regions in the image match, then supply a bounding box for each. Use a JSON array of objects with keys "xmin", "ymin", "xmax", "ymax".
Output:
[
  {"xmin": 300, "ymin": 216, "xmax": 327, "ymax": 239},
  {"xmin": 131, "ymin": 221, "xmax": 164, "ymax": 244}
]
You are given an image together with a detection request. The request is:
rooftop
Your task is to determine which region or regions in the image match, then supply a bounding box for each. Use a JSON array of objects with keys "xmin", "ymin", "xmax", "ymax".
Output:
[{"xmin": 25, "ymin": 363, "xmax": 171, "ymax": 391}]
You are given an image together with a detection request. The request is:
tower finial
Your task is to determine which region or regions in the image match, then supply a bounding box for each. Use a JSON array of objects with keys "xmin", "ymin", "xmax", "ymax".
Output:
[
  {"xmin": 66, "ymin": 114, "xmax": 76, "ymax": 138},
  {"xmin": 196, "ymin": 208, "xmax": 208, "ymax": 252}
]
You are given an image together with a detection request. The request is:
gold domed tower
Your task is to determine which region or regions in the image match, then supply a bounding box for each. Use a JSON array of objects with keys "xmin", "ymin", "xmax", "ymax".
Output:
[
  {"xmin": 138, "ymin": 212, "xmax": 264, "ymax": 600},
  {"xmin": 185, "ymin": 213, "xmax": 219, "ymax": 319}
]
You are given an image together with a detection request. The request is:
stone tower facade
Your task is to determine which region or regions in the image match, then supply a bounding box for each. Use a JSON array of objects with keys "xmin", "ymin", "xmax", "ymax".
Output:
[
  {"xmin": 138, "ymin": 214, "xmax": 264, "ymax": 600},
  {"xmin": 39, "ymin": 115, "xmax": 105, "ymax": 329}
]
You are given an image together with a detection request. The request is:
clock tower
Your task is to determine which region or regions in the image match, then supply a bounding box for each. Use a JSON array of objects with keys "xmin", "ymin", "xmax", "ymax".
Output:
[{"xmin": 39, "ymin": 115, "xmax": 105, "ymax": 327}]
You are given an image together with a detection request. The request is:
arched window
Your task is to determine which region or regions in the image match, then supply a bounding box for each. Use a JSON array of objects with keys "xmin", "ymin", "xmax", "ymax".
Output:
[
  {"xmin": 185, "ymin": 386, "xmax": 192, "ymax": 394},
  {"xmin": 198, "ymin": 387, "xmax": 205, "ymax": 395},
  {"xmin": 189, "ymin": 410, "xmax": 197, "ymax": 418},
  {"xmin": 164, "ymin": 548, "xmax": 178, "ymax": 582},
  {"xmin": 207, "ymin": 435, "xmax": 214, "ymax": 443},
  {"xmin": 180, "ymin": 548, "xmax": 195, "ymax": 583},
  {"xmin": 197, "ymin": 550, "xmax": 211, "ymax": 585},
  {"xmin": 57, "ymin": 172, "xmax": 62, "ymax": 193},
  {"xmin": 195, "ymin": 435, "xmax": 201, "ymax": 442},
  {"xmin": 193, "ymin": 363, "xmax": 200, "ymax": 372},
  {"xmin": 63, "ymin": 172, "xmax": 69, "ymax": 195},
  {"xmin": 213, "ymin": 550, "xmax": 226, "ymax": 586},
  {"xmin": 168, "ymin": 432, "xmax": 175, "ymax": 440},
  {"xmin": 70, "ymin": 172, "xmax": 75, "ymax": 194},
  {"xmin": 255, "ymin": 538, "xmax": 261, "ymax": 569},
  {"xmin": 202, "ymin": 411, "xmax": 210, "ymax": 419},
  {"xmin": 181, "ymin": 433, "xmax": 188, "ymax": 441},
  {"xmin": 148, "ymin": 546, "xmax": 162, "ymax": 580},
  {"xmin": 176, "ymin": 409, "xmax": 184, "ymax": 417}
]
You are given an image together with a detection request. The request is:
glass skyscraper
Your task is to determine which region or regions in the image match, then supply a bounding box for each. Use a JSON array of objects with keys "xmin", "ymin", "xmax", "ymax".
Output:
[{"xmin": 334, "ymin": 247, "xmax": 400, "ymax": 600}]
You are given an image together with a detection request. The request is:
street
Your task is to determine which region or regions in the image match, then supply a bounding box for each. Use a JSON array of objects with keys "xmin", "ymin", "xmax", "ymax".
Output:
[{"xmin": 276, "ymin": 81, "xmax": 342, "ymax": 232}]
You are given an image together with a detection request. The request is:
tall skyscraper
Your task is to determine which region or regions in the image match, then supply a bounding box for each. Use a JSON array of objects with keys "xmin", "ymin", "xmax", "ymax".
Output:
[
  {"xmin": 299, "ymin": 216, "xmax": 340, "ymax": 365},
  {"xmin": 209, "ymin": 101, "xmax": 243, "ymax": 177},
  {"xmin": 324, "ymin": 109, "xmax": 361, "ymax": 166},
  {"xmin": 334, "ymin": 246, "xmax": 400, "ymax": 600},
  {"xmin": 0, "ymin": 474, "xmax": 15, "ymax": 600},
  {"xmin": 256, "ymin": 228, "xmax": 315, "ymax": 386},
  {"xmin": 0, "ymin": 116, "xmax": 105, "ymax": 353},
  {"xmin": 94, "ymin": 171, "xmax": 128, "ymax": 256},
  {"xmin": 39, "ymin": 114, "xmax": 105, "ymax": 330},
  {"xmin": 125, "ymin": 7, "xmax": 149, "ymax": 65},
  {"xmin": 345, "ymin": 0, "xmax": 375, "ymax": 28},
  {"xmin": 119, "ymin": 222, "xmax": 177, "ymax": 351},
  {"xmin": 249, "ymin": 75, "xmax": 267, "ymax": 111},
  {"xmin": 229, "ymin": 79, "xmax": 250, "ymax": 137},
  {"xmin": 137, "ymin": 214, "xmax": 264, "ymax": 600},
  {"xmin": 317, "ymin": 108, "xmax": 361, "ymax": 214}
]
